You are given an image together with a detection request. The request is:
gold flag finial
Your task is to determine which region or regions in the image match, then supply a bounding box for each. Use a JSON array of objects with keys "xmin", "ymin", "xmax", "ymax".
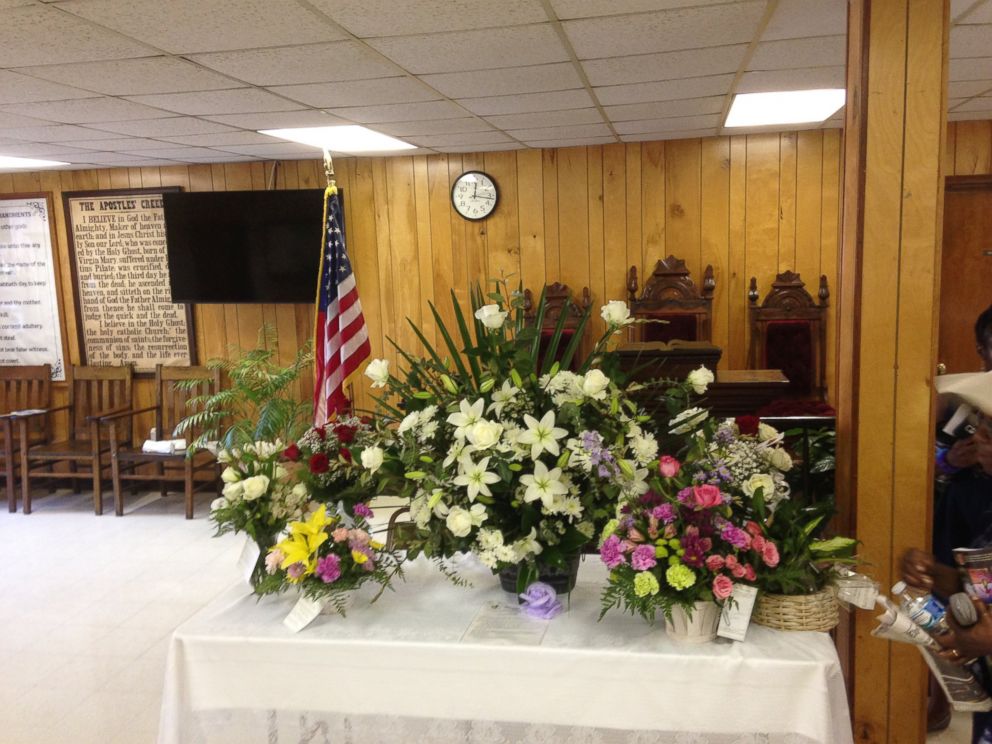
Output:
[{"xmin": 323, "ymin": 149, "xmax": 335, "ymax": 188}]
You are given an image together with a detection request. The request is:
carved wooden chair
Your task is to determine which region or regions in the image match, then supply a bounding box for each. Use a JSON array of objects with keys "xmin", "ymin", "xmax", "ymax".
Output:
[
  {"xmin": 523, "ymin": 282, "xmax": 592, "ymax": 371},
  {"xmin": 106, "ymin": 365, "xmax": 222, "ymax": 518},
  {"xmin": 626, "ymin": 256, "xmax": 716, "ymax": 343},
  {"xmin": 748, "ymin": 271, "xmax": 830, "ymax": 402},
  {"xmin": 18, "ymin": 364, "xmax": 133, "ymax": 515},
  {"xmin": 0, "ymin": 365, "xmax": 51, "ymax": 513}
]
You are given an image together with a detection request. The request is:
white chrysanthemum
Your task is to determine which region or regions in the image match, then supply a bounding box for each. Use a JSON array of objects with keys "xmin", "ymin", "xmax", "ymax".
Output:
[
  {"xmin": 418, "ymin": 420, "xmax": 438, "ymax": 442},
  {"xmin": 476, "ymin": 527, "xmax": 504, "ymax": 550},
  {"xmin": 630, "ymin": 434, "xmax": 659, "ymax": 465},
  {"xmin": 397, "ymin": 411, "xmax": 420, "ymax": 434}
]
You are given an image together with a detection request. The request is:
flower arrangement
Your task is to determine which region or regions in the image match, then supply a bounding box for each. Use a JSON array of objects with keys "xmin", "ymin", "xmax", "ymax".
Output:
[
  {"xmin": 598, "ymin": 454, "xmax": 780, "ymax": 623},
  {"xmin": 704, "ymin": 415, "xmax": 794, "ymax": 513},
  {"xmin": 255, "ymin": 504, "xmax": 404, "ymax": 615},
  {"xmin": 363, "ymin": 280, "xmax": 684, "ymax": 591}
]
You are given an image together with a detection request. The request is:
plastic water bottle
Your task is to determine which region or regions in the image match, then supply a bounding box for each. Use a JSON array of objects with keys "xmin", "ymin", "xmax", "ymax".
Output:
[{"xmin": 892, "ymin": 581, "xmax": 949, "ymax": 634}]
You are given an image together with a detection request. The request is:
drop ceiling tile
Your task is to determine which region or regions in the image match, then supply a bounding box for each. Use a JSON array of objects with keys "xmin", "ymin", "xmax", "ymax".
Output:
[
  {"xmin": 434, "ymin": 143, "xmax": 525, "ymax": 153},
  {"xmin": 55, "ymin": 0, "xmax": 344, "ymax": 54},
  {"xmin": 948, "ymin": 97, "xmax": 970, "ymax": 109},
  {"xmin": 137, "ymin": 146, "xmax": 231, "ymax": 160},
  {"xmin": 0, "ymin": 143, "xmax": 93, "ymax": 157},
  {"xmin": 0, "ymin": 71, "xmax": 94, "ymax": 105},
  {"xmin": 614, "ymin": 114, "xmax": 719, "ymax": 135},
  {"xmin": 310, "ymin": 0, "xmax": 546, "ymax": 37},
  {"xmin": 950, "ymin": 57, "xmax": 992, "ymax": 81},
  {"xmin": 951, "ymin": 25, "xmax": 992, "ymax": 59},
  {"xmin": 620, "ymin": 128, "xmax": 717, "ymax": 142},
  {"xmin": 582, "ymin": 45, "xmax": 747, "ymax": 86},
  {"xmin": 953, "ymin": 95, "xmax": 992, "ymax": 112},
  {"xmin": 0, "ymin": 97, "xmax": 170, "ymax": 124},
  {"xmin": 748, "ymin": 35, "xmax": 845, "ymax": 71},
  {"xmin": 153, "ymin": 131, "xmax": 277, "ymax": 146},
  {"xmin": 407, "ymin": 131, "xmax": 514, "ymax": 147},
  {"xmin": 763, "ymin": 0, "xmax": 846, "ymax": 40},
  {"xmin": 0, "ymin": 5, "xmax": 155, "ymax": 67},
  {"xmin": 736, "ymin": 67, "xmax": 846, "ymax": 94},
  {"xmin": 484, "ymin": 108, "xmax": 603, "ymax": 129},
  {"xmin": 421, "ymin": 63, "xmax": 583, "ymax": 99},
  {"xmin": 950, "ymin": 79, "xmax": 992, "ymax": 98},
  {"xmin": 189, "ymin": 42, "xmax": 399, "ymax": 87},
  {"xmin": 86, "ymin": 117, "xmax": 240, "ymax": 137},
  {"xmin": 214, "ymin": 142, "xmax": 328, "ymax": 157},
  {"xmin": 270, "ymin": 77, "xmax": 440, "ymax": 108},
  {"xmin": 171, "ymin": 153, "xmax": 262, "ymax": 162},
  {"xmin": 951, "ymin": 0, "xmax": 977, "ymax": 21},
  {"xmin": 958, "ymin": 0, "xmax": 992, "ymax": 23},
  {"xmin": 15, "ymin": 57, "xmax": 238, "ymax": 96},
  {"xmin": 522, "ymin": 135, "xmax": 618, "ymax": 147},
  {"xmin": 324, "ymin": 100, "xmax": 467, "ymax": 123},
  {"xmin": 0, "ymin": 112, "xmax": 54, "ymax": 129},
  {"xmin": 125, "ymin": 88, "xmax": 299, "ymax": 116},
  {"xmin": 374, "ymin": 117, "xmax": 495, "ymax": 136},
  {"xmin": 564, "ymin": 4, "xmax": 764, "ymax": 60},
  {"xmin": 367, "ymin": 25, "xmax": 569, "ymax": 74},
  {"xmin": 73, "ymin": 156, "xmax": 181, "ymax": 166},
  {"xmin": 505, "ymin": 122, "xmax": 613, "ymax": 140},
  {"xmin": 53, "ymin": 137, "xmax": 175, "ymax": 151},
  {"xmin": 0, "ymin": 124, "xmax": 121, "ymax": 141},
  {"xmin": 63, "ymin": 150, "xmax": 170, "ymax": 163},
  {"xmin": 950, "ymin": 109, "xmax": 992, "ymax": 120},
  {"xmin": 458, "ymin": 89, "xmax": 593, "ymax": 117},
  {"xmin": 202, "ymin": 110, "xmax": 349, "ymax": 129},
  {"xmin": 551, "ymin": 0, "xmax": 736, "ymax": 19},
  {"xmin": 596, "ymin": 75, "xmax": 732, "ymax": 106},
  {"xmin": 0, "ymin": 0, "xmax": 36, "ymax": 7},
  {"xmin": 605, "ymin": 95, "xmax": 724, "ymax": 122}
]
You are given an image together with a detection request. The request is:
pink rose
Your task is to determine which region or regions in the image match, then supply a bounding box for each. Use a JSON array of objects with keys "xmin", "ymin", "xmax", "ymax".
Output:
[
  {"xmin": 350, "ymin": 529, "xmax": 371, "ymax": 546},
  {"xmin": 745, "ymin": 520, "xmax": 763, "ymax": 537},
  {"xmin": 731, "ymin": 563, "xmax": 746, "ymax": 578},
  {"xmin": 659, "ymin": 455, "xmax": 681, "ymax": 478},
  {"xmin": 693, "ymin": 484, "xmax": 724, "ymax": 509},
  {"xmin": 332, "ymin": 527, "xmax": 349, "ymax": 543},
  {"xmin": 743, "ymin": 564, "xmax": 756, "ymax": 581},
  {"xmin": 762, "ymin": 541, "xmax": 780, "ymax": 568},
  {"xmin": 724, "ymin": 554, "xmax": 739, "ymax": 570},
  {"xmin": 712, "ymin": 574, "xmax": 734, "ymax": 601},
  {"xmin": 704, "ymin": 554, "xmax": 725, "ymax": 572},
  {"xmin": 751, "ymin": 534, "xmax": 766, "ymax": 553}
]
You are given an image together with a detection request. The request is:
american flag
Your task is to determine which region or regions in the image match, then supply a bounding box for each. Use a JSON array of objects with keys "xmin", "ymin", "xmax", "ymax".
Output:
[{"xmin": 313, "ymin": 184, "xmax": 370, "ymax": 425}]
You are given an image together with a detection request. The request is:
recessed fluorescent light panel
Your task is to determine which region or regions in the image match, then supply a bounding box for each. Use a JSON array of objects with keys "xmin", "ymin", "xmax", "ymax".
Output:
[
  {"xmin": 259, "ymin": 125, "xmax": 415, "ymax": 153},
  {"xmin": 725, "ymin": 89, "xmax": 846, "ymax": 128},
  {"xmin": 0, "ymin": 155, "xmax": 69, "ymax": 169}
]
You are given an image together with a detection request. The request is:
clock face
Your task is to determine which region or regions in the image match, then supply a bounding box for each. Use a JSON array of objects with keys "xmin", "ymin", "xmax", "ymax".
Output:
[{"xmin": 452, "ymin": 171, "xmax": 498, "ymax": 221}]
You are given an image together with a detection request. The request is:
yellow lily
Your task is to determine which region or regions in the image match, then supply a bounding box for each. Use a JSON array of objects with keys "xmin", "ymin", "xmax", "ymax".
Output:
[{"xmin": 275, "ymin": 505, "xmax": 332, "ymax": 581}]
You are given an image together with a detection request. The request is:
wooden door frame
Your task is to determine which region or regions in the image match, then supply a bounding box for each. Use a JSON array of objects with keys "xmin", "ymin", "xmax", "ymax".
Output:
[{"xmin": 946, "ymin": 174, "xmax": 992, "ymax": 191}]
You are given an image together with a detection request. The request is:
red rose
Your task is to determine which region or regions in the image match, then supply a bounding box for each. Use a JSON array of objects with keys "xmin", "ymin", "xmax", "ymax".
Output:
[
  {"xmin": 735, "ymin": 415, "xmax": 760, "ymax": 436},
  {"xmin": 283, "ymin": 443, "xmax": 301, "ymax": 462},
  {"xmin": 314, "ymin": 426, "xmax": 327, "ymax": 441},
  {"xmin": 334, "ymin": 424, "xmax": 357, "ymax": 443},
  {"xmin": 309, "ymin": 453, "xmax": 330, "ymax": 474},
  {"xmin": 338, "ymin": 447, "xmax": 352, "ymax": 463}
]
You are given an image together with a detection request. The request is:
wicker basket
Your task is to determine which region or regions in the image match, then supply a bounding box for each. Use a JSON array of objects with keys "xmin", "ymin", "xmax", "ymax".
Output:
[{"xmin": 753, "ymin": 587, "xmax": 839, "ymax": 632}]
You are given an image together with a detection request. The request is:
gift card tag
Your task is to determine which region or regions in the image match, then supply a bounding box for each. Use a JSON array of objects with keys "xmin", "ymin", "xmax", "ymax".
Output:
[
  {"xmin": 717, "ymin": 584, "xmax": 758, "ymax": 641},
  {"xmin": 461, "ymin": 601, "xmax": 549, "ymax": 646},
  {"xmin": 236, "ymin": 538, "xmax": 261, "ymax": 586},
  {"xmin": 283, "ymin": 595, "xmax": 326, "ymax": 633},
  {"xmin": 835, "ymin": 575, "xmax": 878, "ymax": 610}
]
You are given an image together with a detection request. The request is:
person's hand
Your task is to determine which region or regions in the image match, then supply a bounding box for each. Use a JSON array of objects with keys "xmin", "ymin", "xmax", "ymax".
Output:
[
  {"xmin": 937, "ymin": 596, "xmax": 992, "ymax": 662},
  {"xmin": 901, "ymin": 548, "xmax": 938, "ymax": 591},
  {"xmin": 947, "ymin": 436, "xmax": 979, "ymax": 469},
  {"xmin": 974, "ymin": 427, "xmax": 992, "ymax": 475}
]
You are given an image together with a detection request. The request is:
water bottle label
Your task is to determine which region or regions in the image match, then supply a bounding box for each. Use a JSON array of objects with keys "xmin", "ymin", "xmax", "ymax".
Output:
[{"xmin": 908, "ymin": 596, "xmax": 946, "ymax": 631}]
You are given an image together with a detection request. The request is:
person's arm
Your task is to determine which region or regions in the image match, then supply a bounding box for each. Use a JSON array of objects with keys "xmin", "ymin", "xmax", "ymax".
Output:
[
  {"xmin": 900, "ymin": 548, "xmax": 962, "ymax": 598},
  {"xmin": 943, "ymin": 437, "xmax": 979, "ymax": 471},
  {"xmin": 935, "ymin": 596, "xmax": 992, "ymax": 661}
]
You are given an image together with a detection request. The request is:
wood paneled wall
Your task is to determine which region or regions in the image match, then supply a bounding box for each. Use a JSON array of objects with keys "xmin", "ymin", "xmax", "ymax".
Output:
[{"xmin": 1, "ymin": 131, "xmax": 848, "ymax": 430}]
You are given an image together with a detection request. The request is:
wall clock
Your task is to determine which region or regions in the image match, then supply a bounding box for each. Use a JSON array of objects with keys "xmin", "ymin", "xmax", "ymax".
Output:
[{"xmin": 451, "ymin": 171, "xmax": 498, "ymax": 221}]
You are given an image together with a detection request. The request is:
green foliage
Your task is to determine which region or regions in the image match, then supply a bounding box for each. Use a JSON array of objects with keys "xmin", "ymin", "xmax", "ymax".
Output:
[{"xmin": 174, "ymin": 325, "xmax": 313, "ymax": 452}]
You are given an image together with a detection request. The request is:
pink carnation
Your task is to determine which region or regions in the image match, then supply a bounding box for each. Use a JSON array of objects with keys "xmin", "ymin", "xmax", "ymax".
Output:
[
  {"xmin": 704, "ymin": 554, "xmax": 725, "ymax": 572},
  {"xmin": 693, "ymin": 484, "xmax": 724, "ymax": 509},
  {"xmin": 287, "ymin": 562, "xmax": 305, "ymax": 579},
  {"xmin": 751, "ymin": 534, "xmax": 766, "ymax": 553},
  {"xmin": 349, "ymin": 529, "xmax": 371, "ymax": 546},
  {"xmin": 743, "ymin": 564, "xmax": 756, "ymax": 581},
  {"xmin": 730, "ymin": 562, "xmax": 746, "ymax": 578},
  {"xmin": 724, "ymin": 554, "xmax": 739, "ymax": 570},
  {"xmin": 762, "ymin": 541, "xmax": 780, "ymax": 568},
  {"xmin": 265, "ymin": 550, "xmax": 285, "ymax": 575},
  {"xmin": 745, "ymin": 520, "xmax": 763, "ymax": 537},
  {"xmin": 600, "ymin": 535, "xmax": 626, "ymax": 569},
  {"xmin": 631, "ymin": 544, "xmax": 658, "ymax": 571},
  {"xmin": 712, "ymin": 574, "xmax": 734, "ymax": 601},
  {"xmin": 316, "ymin": 554, "xmax": 342, "ymax": 583},
  {"xmin": 659, "ymin": 455, "xmax": 681, "ymax": 478},
  {"xmin": 332, "ymin": 527, "xmax": 349, "ymax": 543}
]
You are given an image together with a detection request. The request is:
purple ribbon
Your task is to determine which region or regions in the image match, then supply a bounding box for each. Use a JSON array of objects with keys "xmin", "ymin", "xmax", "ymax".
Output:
[{"xmin": 519, "ymin": 581, "xmax": 563, "ymax": 619}]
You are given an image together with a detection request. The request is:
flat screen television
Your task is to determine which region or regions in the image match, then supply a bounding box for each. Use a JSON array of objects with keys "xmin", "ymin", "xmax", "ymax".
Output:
[{"xmin": 163, "ymin": 188, "xmax": 339, "ymax": 303}]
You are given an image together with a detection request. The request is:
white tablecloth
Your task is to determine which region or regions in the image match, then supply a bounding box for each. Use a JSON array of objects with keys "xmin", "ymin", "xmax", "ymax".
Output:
[{"xmin": 158, "ymin": 557, "xmax": 853, "ymax": 744}]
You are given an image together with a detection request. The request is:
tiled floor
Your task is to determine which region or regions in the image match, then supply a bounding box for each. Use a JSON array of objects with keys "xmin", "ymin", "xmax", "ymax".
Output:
[{"xmin": 0, "ymin": 488, "xmax": 973, "ymax": 744}]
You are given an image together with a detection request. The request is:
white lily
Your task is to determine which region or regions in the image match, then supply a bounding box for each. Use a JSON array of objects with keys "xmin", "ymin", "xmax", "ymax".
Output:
[
  {"xmin": 487, "ymin": 380, "xmax": 520, "ymax": 418},
  {"xmin": 520, "ymin": 460, "xmax": 569, "ymax": 509},
  {"xmin": 453, "ymin": 455, "xmax": 500, "ymax": 502},
  {"xmin": 446, "ymin": 398, "xmax": 485, "ymax": 440},
  {"xmin": 518, "ymin": 410, "xmax": 569, "ymax": 460}
]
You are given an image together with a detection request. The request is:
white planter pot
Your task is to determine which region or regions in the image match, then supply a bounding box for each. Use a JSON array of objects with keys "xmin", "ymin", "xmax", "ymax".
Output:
[{"xmin": 664, "ymin": 600, "xmax": 721, "ymax": 643}]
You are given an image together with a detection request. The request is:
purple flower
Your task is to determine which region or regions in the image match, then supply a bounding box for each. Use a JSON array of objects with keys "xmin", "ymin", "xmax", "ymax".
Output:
[
  {"xmin": 638, "ymin": 490, "xmax": 664, "ymax": 507},
  {"xmin": 353, "ymin": 503, "xmax": 374, "ymax": 519},
  {"xmin": 315, "ymin": 554, "xmax": 342, "ymax": 583},
  {"xmin": 600, "ymin": 534, "xmax": 627, "ymax": 569},
  {"xmin": 721, "ymin": 524, "xmax": 751, "ymax": 549},
  {"xmin": 652, "ymin": 503, "xmax": 677, "ymax": 524},
  {"xmin": 677, "ymin": 487, "xmax": 695, "ymax": 506},
  {"xmin": 519, "ymin": 581, "xmax": 563, "ymax": 619},
  {"xmin": 287, "ymin": 562, "xmax": 306, "ymax": 580},
  {"xmin": 631, "ymin": 544, "xmax": 657, "ymax": 571},
  {"xmin": 715, "ymin": 425, "xmax": 736, "ymax": 445},
  {"xmin": 680, "ymin": 528, "xmax": 711, "ymax": 569}
]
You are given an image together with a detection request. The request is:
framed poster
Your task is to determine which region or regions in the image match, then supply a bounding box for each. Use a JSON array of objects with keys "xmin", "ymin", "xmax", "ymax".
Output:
[
  {"xmin": 63, "ymin": 188, "xmax": 195, "ymax": 373},
  {"xmin": 0, "ymin": 194, "xmax": 66, "ymax": 380}
]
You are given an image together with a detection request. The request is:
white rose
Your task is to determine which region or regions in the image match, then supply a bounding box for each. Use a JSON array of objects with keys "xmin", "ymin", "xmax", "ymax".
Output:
[
  {"xmin": 466, "ymin": 420, "xmax": 503, "ymax": 450},
  {"xmin": 474, "ymin": 303, "xmax": 508, "ymax": 330},
  {"xmin": 210, "ymin": 497, "xmax": 227, "ymax": 512},
  {"xmin": 365, "ymin": 358, "xmax": 390, "ymax": 388},
  {"xmin": 757, "ymin": 423, "xmax": 780, "ymax": 442},
  {"xmin": 445, "ymin": 506, "xmax": 475, "ymax": 538},
  {"xmin": 742, "ymin": 473, "xmax": 776, "ymax": 500},
  {"xmin": 241, "ymin": 475, "xmax": 270, "ymax": 501},
  {"xmin": 767, "ymin": 447, "xmax": 793, "ymax": 472},
  {"xmin": 600, "ymin": 300, "xmax": 632, "ymax": 327},
  {"xmin": 220, "ymin": 466, "xmax": 240, "ymax": 484},
  {"xmin": 581, "ymin": 369, "xmax": 610, "ymax": 399},
  {"xmin": 222, "ymin": 481, "xmax": 244, "ymax": 501},
  {"xmin": 686, "ymin": 365, "xmax": 715, "ymax": 395},
  {"xmin": 397, "ymin": 412, "xmax": 420, "ymax": 434},
  {"xmin": 360, "ymin": 446, "xmax": 384, "ymax": 473}
]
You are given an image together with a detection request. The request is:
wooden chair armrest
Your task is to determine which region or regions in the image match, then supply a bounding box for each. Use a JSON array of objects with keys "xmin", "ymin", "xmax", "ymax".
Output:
[
  {"xmin": 7, "ymin": 404, "xmax": 70, "ymax": 419},
  {"xmin": 86, "ymin": 406, "xmax": 133, "ymax": 424},
  {"xmin": 98, "ymin": 405, "xmax": 157, "ymax": 422}
]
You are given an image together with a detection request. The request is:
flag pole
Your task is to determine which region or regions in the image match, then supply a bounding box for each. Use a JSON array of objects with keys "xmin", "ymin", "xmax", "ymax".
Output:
[{"xmin": 323, "ymin": 149, "xmax": 335, "ymax": 188}]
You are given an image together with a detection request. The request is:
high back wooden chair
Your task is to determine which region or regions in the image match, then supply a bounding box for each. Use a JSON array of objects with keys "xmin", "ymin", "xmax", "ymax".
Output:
[
  {"xmin": 107, "ymin": 365, "xmax": 222, "ymax": 518},
  {"xmin": 627, "ymin": 256, "xmax": 716, "ymax": 343},
  {"xmin": 18, "ymin": 364, "xmax": 133, "ymax": 515},
  {"xmin": 0, "ymin": 365, "xmax": 51, "ymax": 512},
  {"xmin": 523, "ymin": 282, "xmax": 591, "ymax": 371},
  {"xmin": 748, "ymin": 271, "xmax": 830, "ymax": 401}
]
